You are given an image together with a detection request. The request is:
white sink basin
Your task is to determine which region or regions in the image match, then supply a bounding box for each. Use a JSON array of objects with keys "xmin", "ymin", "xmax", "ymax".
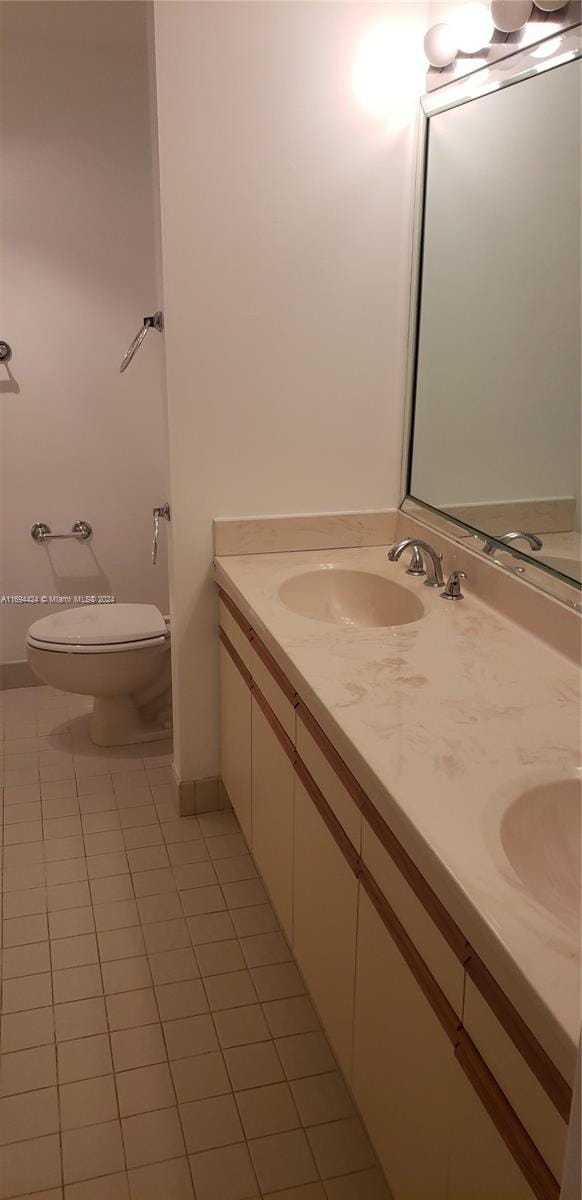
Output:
[
  {"xmin": 500, "ymin": 779, "xmax": 581, "ymax": 927},
  {"xmin": 278, "ymin": 569, "xmax": 425, "ymax": 629}
]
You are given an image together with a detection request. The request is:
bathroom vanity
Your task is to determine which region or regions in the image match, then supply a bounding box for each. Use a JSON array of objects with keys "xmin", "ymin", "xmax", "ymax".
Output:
[{"xmin": 215, "ymin": 527, "xmax": 579, "ymax": 1200}]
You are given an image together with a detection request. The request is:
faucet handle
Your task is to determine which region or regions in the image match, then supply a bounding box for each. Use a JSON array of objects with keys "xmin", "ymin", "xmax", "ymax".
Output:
[{"xmin": 441, "ymin": 570, "xmax": 466, "ymax": 601}]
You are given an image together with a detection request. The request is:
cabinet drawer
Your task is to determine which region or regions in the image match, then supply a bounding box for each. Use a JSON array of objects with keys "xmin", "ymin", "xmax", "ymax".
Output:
[
  {"xmin": 361, "ymin": 823, "xmax": 465, "ymax": 1018},
  {"xmin": 297, "ymin": 719, "xmax": 362, "ymax": 852},
  {"xmin": 218, "ymin": 599, "xmax": 253, "ymax": 672},
  {"xmin": 464, "ymin": 979, "xmax": 567, "ymax": 1181},
  {"xmin": 251, "ymin": 645, "xmax": 296, "ymax": 741}
]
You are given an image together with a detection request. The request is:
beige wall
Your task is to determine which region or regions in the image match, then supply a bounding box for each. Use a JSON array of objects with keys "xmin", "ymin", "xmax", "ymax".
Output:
[
  {"xmin": 0, "ymin": 1, "xmax": 169, "ymax": 666},
  {"xmin": 153, "ymin": 1, "xmax": 427, "ymax": 783}
]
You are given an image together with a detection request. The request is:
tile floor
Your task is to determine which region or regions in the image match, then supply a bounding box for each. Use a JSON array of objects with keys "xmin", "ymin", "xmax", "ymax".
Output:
[{"xmin": 0, "ymin": 685, "xmax": 391, "ymax": 1200}]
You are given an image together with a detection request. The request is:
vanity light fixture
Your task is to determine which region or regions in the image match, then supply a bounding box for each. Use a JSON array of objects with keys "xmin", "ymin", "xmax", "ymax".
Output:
[
  {"xmin": 423, "ymin": 0, "xmax": 568, "ymax": 68},
  {"xmin": 422, "ymin": 2, "xmax": 493, "ymax": 68},
  {"xmin": 490, "ymin": 0, "xmax": 533, "ymax": 32},
  {"xmin": 424, "ymin": 22, "xmax": 459, "ymax": 67}
]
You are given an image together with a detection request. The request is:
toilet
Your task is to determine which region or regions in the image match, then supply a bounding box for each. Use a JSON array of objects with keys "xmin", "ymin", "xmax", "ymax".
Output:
[{"xmin": 26, "ymin": 604, "xmax": 171, "ymax": 747}]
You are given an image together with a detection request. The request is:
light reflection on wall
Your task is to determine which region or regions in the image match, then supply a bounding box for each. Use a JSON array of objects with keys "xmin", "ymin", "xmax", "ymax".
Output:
[{"xmin": 352, "ymin": 21, "xmax": 426, "ymax": 130}]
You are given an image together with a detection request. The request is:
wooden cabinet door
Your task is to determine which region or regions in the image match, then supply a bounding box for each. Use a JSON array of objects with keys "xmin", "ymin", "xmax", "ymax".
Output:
[
  {"xmin": 352, "ymin": 888, "xmax": 454, "ymax": 1200},
  {"xmin": 251, "ymin": 696, "xmax": 294, "ymax": 941},
  {"xmin": 293, "ymin": 776, "xmax": 358, "ymax": 1077},
  {"xmin": 219, "ymin": 643, "xmax": 251, "ymax": 844}
]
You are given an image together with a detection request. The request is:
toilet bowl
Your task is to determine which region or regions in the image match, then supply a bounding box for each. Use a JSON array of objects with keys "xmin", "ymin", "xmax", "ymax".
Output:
[{"xmin": 26, "ymin": 604, "xmax": 171, "ymax": 747}]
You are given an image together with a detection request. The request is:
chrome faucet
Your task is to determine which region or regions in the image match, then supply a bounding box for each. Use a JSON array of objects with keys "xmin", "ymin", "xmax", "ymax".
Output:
[
  {"xmin": 388, "ymin": 538, "xmax": 444, "ymax": 588},
  {"xmin": 482, "ymin": 530, "xmax": 543, "ymax": 556}
]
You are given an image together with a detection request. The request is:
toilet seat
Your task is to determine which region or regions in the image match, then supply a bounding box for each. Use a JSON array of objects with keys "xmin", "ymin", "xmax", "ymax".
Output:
[
  {"xmin": 26, "ymin": 633, "xmax": 168, "ymax": 654},
  {"xmin": 26, "ymin": 603, "xmax": 169, "ymax": 654}
]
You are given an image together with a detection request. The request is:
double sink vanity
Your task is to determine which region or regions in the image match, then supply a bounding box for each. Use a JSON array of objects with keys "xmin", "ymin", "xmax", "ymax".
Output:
[{"xmin": 214, "ymin": 510, "xmax": 579, "ymax": 1200}]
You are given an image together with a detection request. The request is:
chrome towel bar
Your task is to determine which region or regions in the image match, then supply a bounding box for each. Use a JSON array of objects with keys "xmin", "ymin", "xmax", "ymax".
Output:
[
  {"xmin": 31, "ymin": 521, "xmax": 93, "ymax": 543},
  {"xmin": 120, "ymin": 311, "xmax": 163, "ymax": 373}
]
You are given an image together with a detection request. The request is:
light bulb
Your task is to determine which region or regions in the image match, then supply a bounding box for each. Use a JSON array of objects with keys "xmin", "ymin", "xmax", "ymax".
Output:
[
  {"xmin": 423, "ymin": 23, "xmax": 459, "ymax": 67},
  {"xmin": 490, "ymin": 0, "xmax": 533, "ymax": 32},
  {"xmin": 453, "ymin": 3, "xmax": 494, "ymax": 52}
]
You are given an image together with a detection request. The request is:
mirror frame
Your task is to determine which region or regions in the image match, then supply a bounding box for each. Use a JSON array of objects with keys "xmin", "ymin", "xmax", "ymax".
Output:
[{"xmin": 401, "ymin": 24, "xmax": 582, "ymax": 612}]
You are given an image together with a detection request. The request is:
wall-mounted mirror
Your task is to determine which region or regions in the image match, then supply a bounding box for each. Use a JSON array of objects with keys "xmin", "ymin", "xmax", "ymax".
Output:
[{"xmin": 405, "ymin": 31, "xmax": 581, "ymax": 600}]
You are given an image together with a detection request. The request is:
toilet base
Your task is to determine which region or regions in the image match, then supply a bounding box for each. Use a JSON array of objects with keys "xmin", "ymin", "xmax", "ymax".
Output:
[{"xmin": 90, "ymin": 695, "xmax": 171, "ymax": 747}]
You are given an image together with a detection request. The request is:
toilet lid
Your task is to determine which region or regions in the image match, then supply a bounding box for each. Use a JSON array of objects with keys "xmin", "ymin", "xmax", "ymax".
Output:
[{"xmin": 28, "ymin": 604, "xmax": 167, "ymax": 647}]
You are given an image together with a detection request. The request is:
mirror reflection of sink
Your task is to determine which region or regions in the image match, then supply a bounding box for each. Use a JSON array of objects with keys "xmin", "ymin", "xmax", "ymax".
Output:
[
  {"xmin": 278, "ymin": 569, "xmax": 425, "ymax": 629},
  {"xmin": 541, "ymin": 555, "xmax": 582, "ymax": 584},
  {"xmin": 500, "ymin": 780, "xmax": 581, "ymax": 927}
]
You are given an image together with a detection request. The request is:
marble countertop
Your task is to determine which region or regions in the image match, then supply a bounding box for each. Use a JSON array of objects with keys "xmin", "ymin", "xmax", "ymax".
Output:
[{"xmin": 215, "ymin": 545, "xmax": 581, "ymax": 1082}]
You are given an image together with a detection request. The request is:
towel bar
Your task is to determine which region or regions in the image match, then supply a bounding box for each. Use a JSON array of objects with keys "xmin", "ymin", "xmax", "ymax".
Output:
[{"xmin": 31, "ymin": 521, "xmax": 93, "ymax": 543}]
